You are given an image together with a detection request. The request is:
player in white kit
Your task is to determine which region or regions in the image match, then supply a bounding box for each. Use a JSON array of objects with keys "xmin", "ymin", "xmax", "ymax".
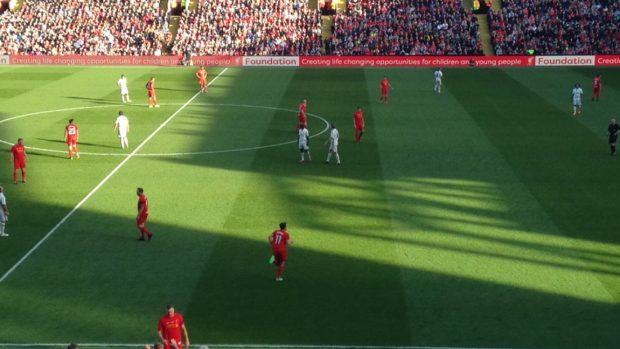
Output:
[
  {"xmin": 118, "ymin": 74, "xmax": 132, "ymax": 103},
  {"xmin": 114, "ymin": 111, "xmax": 130, "ymax": 149},
  {"xmin": 324, "ymin": 123, "xmax": 341, "ymax": 165},
  {"xmin": 572, "ymin": 83, "xmax": 583, "ymax": 116},
  {"xmin": 298, "ymin": 124, "xmax": 311, "ymax": 163},
  {"xmin": 434, "ymin": 68, "xmax": 443, "ymax": 93},
  {"xmin": 0, "ymin": 186, "xmax": 8, "ymax": 237}
]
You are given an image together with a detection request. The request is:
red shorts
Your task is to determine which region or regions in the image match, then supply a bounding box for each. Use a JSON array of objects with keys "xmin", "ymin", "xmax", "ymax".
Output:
[
  {"xmin": 14, "ymin": 159, "xmax": 26, "ymax": 169},
  {"xmin": 137, "ymin": 213, "xmax": 148, "ymax": 226},
  {"xmin": 381, "ymin": 89, "xmax": 388, "ymax": 96},
  {"xmin": 199, "ymin": 79, "xmax": 206, "ymax": 86},
  {"xmin": 67, "ymin": 138, "xmax": 77, "ymax": 146},
  {"xmin": 273, "ymin": 250, "xmax": 288, "ymax": 266},
  {"xmin": 593, "ymin": 87, "xmax": 600, "ymax": 95},
  {"xmin": 148, "ymin": 90, "xmax": 156, "ymax": 98}
]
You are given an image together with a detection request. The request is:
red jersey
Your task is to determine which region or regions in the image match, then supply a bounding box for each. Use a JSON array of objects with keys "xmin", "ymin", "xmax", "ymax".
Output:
[
  {"xmin": 11, "ymin": 144, "xmax": 26, "ymax": 162},
  {"xmin": 147, "ymin": 80, "xmax": 155, "ymax": 91},
  {"xmin": 196, "ymin": 69, "xmax": 207, "ymax": 80},
  {"xmin": 353, "ymin": 110, "xmax": 364, "ymax": 128},
  {"xmin": 65, "ymin": 124, "xmax": 79, "ymax": 140},
  {"xmin": 593, "ymin": 77, "xmax": 601, "ymax": 89},
  {"xmin": 158, "ymin": 313, "xmax": 185, "ymax": 345},
  {"xmin": 298, "ymin": 103, "xmax": 307, "ymax": 118},
  {"xmin": 138, "ymin": 194, "xmax": 149, "ymax": 215},
  {"xmin": 381, "ymin": 78, "xmax": 390, "ymax": 91},
  {"xmin": 270, "ymin": 229, "xmax": 290, "ymax": 252}
]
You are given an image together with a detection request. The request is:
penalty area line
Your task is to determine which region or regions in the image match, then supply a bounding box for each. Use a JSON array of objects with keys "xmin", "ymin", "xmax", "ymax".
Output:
[{"xmin": 0, "ymin": 68, "xmax": 228, "ymax": 284}]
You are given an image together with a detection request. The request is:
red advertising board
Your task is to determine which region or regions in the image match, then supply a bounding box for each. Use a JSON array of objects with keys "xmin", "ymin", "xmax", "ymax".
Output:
[{"xmin": 6, "ymin": 55, "xmax": 620, "ymax": 67}]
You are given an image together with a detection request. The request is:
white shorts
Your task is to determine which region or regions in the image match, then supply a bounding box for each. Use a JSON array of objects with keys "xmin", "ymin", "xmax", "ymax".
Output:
[
  {"xmin": 0, "ymin": 211, "xmax": 6, "ymax": 223},
  {"xmin": 329, "ymin": 142, "xmax": 338, "ymax": 152},
  {"xmin": 573, "ymin": 99, "xmax": 582, "ymax": 107},
  {"xmin": 299, "ymin": 142, "xmax": 309, "ymax": 151},
  {"xmin": 118, "ymin": 132, "xmax": 128, "ymax": 138},
  {"xmin": 121, "ymin": 88, "xmax": 129, "ymax": 95}
]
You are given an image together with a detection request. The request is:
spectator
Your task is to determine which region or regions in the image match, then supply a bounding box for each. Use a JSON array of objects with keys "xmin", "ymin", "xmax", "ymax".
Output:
[{"xmin": 488, "ymin": 0, "xmax": 619, "ymax": 55}]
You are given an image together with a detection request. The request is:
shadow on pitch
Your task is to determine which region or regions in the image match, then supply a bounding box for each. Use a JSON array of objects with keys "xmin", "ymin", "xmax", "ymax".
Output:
[
  {"xmin": 36, "ymin": 138, "xmax": 119, "ymax": 149},
  {"xmin": 64, "ymin": 96, "xmax": 120, "ymax": 105}
]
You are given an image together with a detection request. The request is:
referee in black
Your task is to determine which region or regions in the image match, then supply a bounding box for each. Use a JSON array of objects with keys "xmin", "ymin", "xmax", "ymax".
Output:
[{"xmin": 609, "ymin": 118, "xmax": 619, "ymax": 156}]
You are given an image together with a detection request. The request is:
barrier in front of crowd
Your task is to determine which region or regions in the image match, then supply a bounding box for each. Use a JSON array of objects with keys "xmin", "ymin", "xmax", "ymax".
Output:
[{"xmin": 5, "ymin": 55, "xmax": 620, "ymax": 67}]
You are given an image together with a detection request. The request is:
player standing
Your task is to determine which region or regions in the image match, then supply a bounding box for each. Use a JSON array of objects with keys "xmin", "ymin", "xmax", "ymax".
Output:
[
  {"xmin": 609, "ymin": 118, "xmax": 619, "ymax": 156},
  {"xmin": 0, "ymin": 186, "xmax": 8, "ymax": 237},
  {"xmin": 114, "ymin": 111, "xmax": 130, "ymax": 149},
  {"xmin": 571, "ymin": 83, "xmax": 583, "ymax": 117},
  {"xmin": 434, "ymin": 68, "xmax": 443, "ymax": 93},
  {"xmin": 298, "ymin": 99, "xmax": 308, "ymax": 130},
  {"xmin": 158, "ymin": 305, "xmax": 190, "ymax": 349},
  {"xmin": 118, "ymin": 74, "xmax": 132, "ymax": 103},
  {"xmin": 269, "ymin": 222, "xmax": 293, "ymax": 281},
  {"xmin": 11, "ymin": 138, "xmax": 27, "ymax": 184},
  {"xmin": 353, "ymin": 106, "xmax": 365, "ymax": 143},
  {"xmin": 380, "ymin": 76, "xmax": 392, "ymax": 104},
  {"xmin": 298, "ymin": 124, "xmax": 311, "ymax": 163},
  {"xmin": 592, "ymin": 74, "xmax": 602, "ymax": 101},
  {"xmin": 196, "ymin": 66, "xmax": 207, "ymax": 93},
  {"xmin": 64, "ymin": 119, "xmax": 80, "ymax": 159},
  {"xmin": 146, "ymin": 77, "xmax": 160, "ymax": 108},
  {"xmin": 324, "ymin": 123, "xmax": 341, "ymax": 165},
  {"xmin": 136, "ymin": 187, "xmax": 153, "ymax": 241}
]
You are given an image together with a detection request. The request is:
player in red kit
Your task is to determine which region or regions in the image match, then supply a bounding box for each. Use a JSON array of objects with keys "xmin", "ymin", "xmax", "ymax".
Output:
[
  {"xmin": 64, "ymin": 119, "xmax": 80, "ymax": 159},
  {"xmin": 592, "ymin": 74, "xmax": 602, "ymax": 101},
  {"xmin": 136, "ymin": 187, "xmax": 153, "ymax": 241},
  {"xmin": 158, "ymin": 305, "xmax": 190, "ymax": 349},
  {"xmin": 353, "ymin": 106, "xmax": 365, "ymax": 143},
  {"xmin": 196, "ymin": 66, "xmax": 207, "ymax": 93},
  {"xmin": 269, "ymin": 222, "xmax": 293, "ymax": 281},
  {"xmin": 146, "ymin": 77, "xmax": 160, "ymax": 108},
  {"xmin": 380, "ymin": 76, "xmax": 393, "ymax": 104},
  {"xmin": 298, "ymin": 99, "xmax": 308, "ymax": 130},
  {"xmin": 11, "ymin": 138, "xmax": 27, "ymax": 184}
]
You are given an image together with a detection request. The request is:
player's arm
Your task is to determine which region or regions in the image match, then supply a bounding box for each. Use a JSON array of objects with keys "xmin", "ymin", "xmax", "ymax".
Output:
[
  {"xmin": 113, "ymin": 122, "xmax": 118, "ymax": 132},
  {"xmin": 182, "ymin": 324, "xmax": 190, "ymax": 347},
  {"xmin": 157, "ymin": 329, "xmax": 167, "ymax": 345},
  {"xmin": 64, "ymin": 129, "xmax": 68, "ymax": 142}
]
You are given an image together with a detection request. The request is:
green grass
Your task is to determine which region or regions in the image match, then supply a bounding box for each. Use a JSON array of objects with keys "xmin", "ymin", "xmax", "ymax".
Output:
[{"xmin": 0, "ymin": 66, "xmax": 619, "ymax": 349}]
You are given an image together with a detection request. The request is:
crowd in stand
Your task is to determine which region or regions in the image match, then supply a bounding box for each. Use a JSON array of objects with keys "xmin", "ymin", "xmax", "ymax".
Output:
[
  {"xmin": 0, "ymin": 0, "xmax": 169, "ymax": 55},
  {"xmin": 327, "ymin": 0, "xmax": 483, "ymax": 56},
  {"xmin": 172, "ymin": 0, "xmax": 323, "ymax": 56},
  {"xmin": 489, "ymin": 0, "xmax": 619, "ymax": 55}
]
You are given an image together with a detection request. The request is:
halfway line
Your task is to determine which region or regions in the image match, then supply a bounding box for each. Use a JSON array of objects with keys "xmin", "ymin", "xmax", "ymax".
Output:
[{"xmin": 0, "ymin": 68, "xmax": 229, "ymax": 283}]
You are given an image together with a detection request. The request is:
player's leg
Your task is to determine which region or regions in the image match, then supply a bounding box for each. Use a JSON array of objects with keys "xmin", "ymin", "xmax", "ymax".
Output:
[
  {"xmin": 73, "ymin": 144, "xmax": 80, "ymax": 159},
  {"xmin": 299, "ymin": 147, "xmax": 305, "ymax": 162},
  {"xmin": 326, "ymin": 150, "xmax": 332, "ymax": 163},
  {"xmin": 335, "ymin": 151, "xmax": 341, "ymax": 164},
  {"xmin": 438, "ymin": 81, "xmax": 441, "ymax": 93},
  {"xmin": 13, "ymin": 166, "xmax": 18, "ymax": 184},
  {"xmin": 306, "ymin": 148, "xmax": 311, "ymax": 161},
  {"xmin": 21, "ymin": 166, "xmax": 26, "ymax": 183},
  {"xmin": 611, "ymin": 140, "xmax": 617, "ymax": 156},
  {"xmin": 0, "ymin": 217, "xmax": 6, "ymax": 237}
]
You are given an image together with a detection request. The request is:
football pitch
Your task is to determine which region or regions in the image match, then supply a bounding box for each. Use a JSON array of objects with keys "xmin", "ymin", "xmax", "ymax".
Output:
[{"xmin": 0, "ymin": 65, "xmax": 619, "ymax": 349}]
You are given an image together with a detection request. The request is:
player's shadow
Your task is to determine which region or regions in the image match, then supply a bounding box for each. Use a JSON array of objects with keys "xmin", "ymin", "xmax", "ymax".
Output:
[
  {"xmin": 36, "ymin": 138, "xmax": 119, "ymax": 149},
  {"xmin": 157, "ymin": 87, "xmax": 195, "ymax": 92},
  {"xmin": 64, "ymin": 96, "xmax": 120, "ymax": 105}
]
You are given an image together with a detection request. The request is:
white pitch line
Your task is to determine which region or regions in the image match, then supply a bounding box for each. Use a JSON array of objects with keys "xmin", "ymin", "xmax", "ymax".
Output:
[
  {"xmin": 0, "ymin": 344, "xmax": 523, "ymax": 349},
  {"xmin": 0, "ymin": 68, "xmax": 228, "ymax": 283},
  {"xmin": 0, "ymin": 105, "xmax": 330, "ymax": 157}
]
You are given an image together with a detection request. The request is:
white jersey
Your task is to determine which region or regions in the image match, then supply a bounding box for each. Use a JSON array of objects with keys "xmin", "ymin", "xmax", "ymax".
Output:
[
  {"xmin": 117, "ymin": 77, "xmax": 129, "ymax": 94},
  {"xmin": 572, "ymin": 87, "xmax": 583, "ymax": 105},
  {"xmin": 434, "ymin": 70, "xmax": 443, "ymax": 82},
  {"xmin": 298, "ymin": 128, "xmax": 310, "ymax": 147},
  {"xmin": 330, "ymin": 128, "xmax": 339, "ymax": 146},
  {"xmin": 115, "ymin": 115, "xmax": 129, "ymax": 136},
  {"xmin": 0, "ymin": 192, "xmax": 6, "ymax": 222}
]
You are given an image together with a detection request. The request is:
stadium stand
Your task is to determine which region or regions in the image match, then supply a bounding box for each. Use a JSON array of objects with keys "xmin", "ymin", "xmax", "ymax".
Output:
[
  {"xmin": 172, "ymin": 0, "xmax": 323, "ymax": 56},
  {"xmin": 488, "ymin": 0, "xmax": 620, "ymax": 55},
  {"xmin": 327, "ymin": 0, "xmax": 483, "ymax": 55},
  {"xmin": 0, "ymin": 0, "xmax": 169, "ymax": 55}
]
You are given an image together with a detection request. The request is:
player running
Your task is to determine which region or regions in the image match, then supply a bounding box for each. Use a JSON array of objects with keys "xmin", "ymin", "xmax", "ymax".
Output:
[
  {"xmin": 158, "ymin": 305, "xmax": 190, "ymax": 349},
  {"xmin": 298, "ymin": 124, "xmax": 311, "ymax": 163},
  {"xmin": 380, "ymin": 76, "xmax": 393, "ymax": 104},
  {"xmin": 114, "ymin": 111, "xmax": 130, "ymax": 149},
  {"xmin": 64, "ymin": 119, "xmax": 80, "ymax": 159},
  {"xmin": 609, "ymin": 118, "xmax": 619, "ymax": 156},
  {"xmin": 269, "ymin": 222, "xmax": 293, "ymax": 281},
  {"xmin": 0, "ymin": 186, "xmax": 8, "ymax": 237},
  {"xmin": 592, "ymin": 74, "xmax": 602, "ymax": 101},
  {"xmin": 11, "ymin": 138, "xmax": 27, "ymax": 184},
  {"xmin": 571, "ymin": 83, "xmax": 583, "ymax": 117},
  {"xmin": 146, "ymin": 77, "xmax": 160, "ymax": 108},
  {"xmin": 196, "ymin": 66, "xmax": 207, "ymax": 93},
  {"xmin": 434, "ymin": 68, "xmax": 443, "ymax": 93},
  {"xmin": 353, "ymin": 106, "xmax": 365, "ymax": 143},
  {"xmin": 325, "ymin": 123, "xmax": 341, "ymax": 165},
  {"xmin": 136, "ymin": 187, "xmax": 153, "ymax": 241},
  {"xmin": 298, "ymin": 99, "xmax": 308, "ymax": 130},
  {"xmin": 118, "ymin": 74, "xmax": 132, "ymax": 103}
]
